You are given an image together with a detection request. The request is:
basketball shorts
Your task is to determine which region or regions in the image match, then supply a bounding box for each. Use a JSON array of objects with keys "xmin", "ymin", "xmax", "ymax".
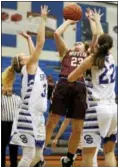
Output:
[
  {"xmin": 50, "ymin": 78, "xmax": 87, "ymax": 119},
  {"xmin": 10, "ymin": 109, "xmax": 46, "ymax": 148},
  {"xmin": 82, "ymin": 101, "xmax": 117, "ymax": 148}
]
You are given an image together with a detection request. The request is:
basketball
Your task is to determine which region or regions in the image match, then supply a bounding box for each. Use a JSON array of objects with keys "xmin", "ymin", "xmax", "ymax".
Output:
[
  {"xmin": 2, "ymin": 12, "xmax": 9, "ymax": 21},
  {"xmin": 63, "ymin": 3, "xmax": 83, "ymax": 21},
  {"xmin": 11, "ymin": 13, "xmax": 22, "ymax": 22}
]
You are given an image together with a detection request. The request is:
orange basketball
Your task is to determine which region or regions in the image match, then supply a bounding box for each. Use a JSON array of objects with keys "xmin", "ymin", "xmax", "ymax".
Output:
[{"xmin": 63, "ymin": 3, "xmax": 83, "ymax": 21}]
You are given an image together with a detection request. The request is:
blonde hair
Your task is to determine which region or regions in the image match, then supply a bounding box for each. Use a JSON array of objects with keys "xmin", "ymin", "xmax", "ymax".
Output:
[
  {"xmin": 2, "ymin": 66, "xmax": 16, "ymax": 88},
  {"xmin": 11, "ymin": 56, "xmax": 22, "ymax": 73}
]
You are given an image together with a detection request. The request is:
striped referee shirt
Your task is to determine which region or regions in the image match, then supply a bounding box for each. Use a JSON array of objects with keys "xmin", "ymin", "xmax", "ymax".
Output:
[{"xmin": 1, "ymin": 94, "xmax": 21, "ymax": 122}]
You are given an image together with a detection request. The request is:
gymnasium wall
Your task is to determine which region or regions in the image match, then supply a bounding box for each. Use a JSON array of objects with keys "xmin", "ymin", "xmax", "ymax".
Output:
[
  {"xmin": 2, "ymin": 2, "xmax": 117, "ymax": 61},
  {"xmin": 1, "ymin": 1, "xmax": 118, "ymax": 94}
]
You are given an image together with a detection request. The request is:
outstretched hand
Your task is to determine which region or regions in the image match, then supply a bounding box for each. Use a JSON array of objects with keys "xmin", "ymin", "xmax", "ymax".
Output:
[
  {"xmin": 92, "ymin": 8, "xmax": 104, "ymax": 22},
  {"xmin": 85, "ymin": 8, "xmax": 94, "ymax": 20},
  {"xmin": 18, "ymin": 31, "xmax": 30, "ymax": 40},
  {"xmin": 41, "ymin": 5, "xmax": 50, "ymax": 20},
  {"xmin": 86, "ymin": 8, "xmax": 104, "ymax": 22}
]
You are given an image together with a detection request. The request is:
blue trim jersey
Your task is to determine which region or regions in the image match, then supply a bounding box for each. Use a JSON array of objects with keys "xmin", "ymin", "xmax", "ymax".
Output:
[
  {"xmin": 85, "ymin": 55, "xmax": 116, "ymax": 103},
  {"xmin": 21, "ymin": 66, "xmax": 47, "ymax": 114},
  {"xmin": 10, "ymin": 66, "xmax": 47, "ymax": 148},
  {"xmin": 83, "ymin": 55, "xmax": 117, "ymax": 148}
]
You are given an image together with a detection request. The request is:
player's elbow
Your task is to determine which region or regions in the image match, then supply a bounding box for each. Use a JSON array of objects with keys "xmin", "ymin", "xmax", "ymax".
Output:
[
  {"xmin": 40, "ymin": 38, "xmax": 45, "ymax": 45},
  {"xmin": 54, "ymin": 31, "xmax": 59, "ymax": 38}
]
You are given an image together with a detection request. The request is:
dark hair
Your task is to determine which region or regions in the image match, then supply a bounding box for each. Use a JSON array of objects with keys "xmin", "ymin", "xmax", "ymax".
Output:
[
  {"xmin": 11, "ymin": 56, "xmax": 22, "ymax": 73},
  {"xmin": 84, "ymin": 42, "xmax": 90, "ymax": 51},
  {"xmin": 93, "ymin": 34, "xmax": 113, "ymax": 69},
  {"xmin": 84, "ymin": 42, "xmax": 90, "ymax": 57}
]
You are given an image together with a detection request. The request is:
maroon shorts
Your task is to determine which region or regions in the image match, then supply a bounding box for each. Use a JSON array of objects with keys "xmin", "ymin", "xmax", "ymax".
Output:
[{"xmin": 50, "ymin": 78, "xmax": 87, "ymax": 119}]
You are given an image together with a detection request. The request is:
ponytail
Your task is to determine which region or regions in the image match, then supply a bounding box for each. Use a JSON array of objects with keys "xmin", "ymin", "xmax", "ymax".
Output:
[
  {"xmin": 2, "ymin": 66, "xmax": 16, "ymax": 87},
  {"xmin": 93, "ymin": 34, "xmax": 113, "ymax": 69},
  {"xmin": 93, "ymin": 43, "xmax": 109, "ymax": 69},
  {"xmin": 11, "ymin": 56, "xmax": 22, "ymax": 73}
]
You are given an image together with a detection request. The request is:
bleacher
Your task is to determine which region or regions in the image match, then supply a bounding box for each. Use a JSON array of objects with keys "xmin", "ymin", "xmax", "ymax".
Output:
[{"xmin": 2, "ymin": 56, "xmax": 118, "ymax": 157}]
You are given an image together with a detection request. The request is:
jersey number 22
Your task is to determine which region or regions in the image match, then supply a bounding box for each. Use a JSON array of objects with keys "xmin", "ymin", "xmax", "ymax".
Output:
[{"xmin": 99, "ymin": 64, "xmax": 115, "ymax": 84}]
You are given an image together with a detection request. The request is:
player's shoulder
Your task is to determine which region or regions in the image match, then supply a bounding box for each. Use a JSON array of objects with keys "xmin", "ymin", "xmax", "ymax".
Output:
[
  {"xmin": 105, "ymin": 55, "xmax": 115, "ymax": 66},
  {"xmin": 108, "ymin": 54, "xmax": 115, "ymax": 62},
  {"xmin": 21, "ymin": 65, "xmax": 26, "ymax": 75},
  {"xmin": 37, "ymin": 66, "xmax": 45, "ymax": 75},
  {"xmin": 63, "ymin": 49, "xmax": 72, "ymax": 57}
]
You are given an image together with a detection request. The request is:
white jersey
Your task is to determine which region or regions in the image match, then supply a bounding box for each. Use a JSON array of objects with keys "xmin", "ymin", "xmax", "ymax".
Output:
[
  {"xmin": 83, "ymin": 55, "xmax": 117, "ymax": 148},
  {"xmin": 85, "ymin": 55, "xmax": 116, "ymax": 103},
  {"xmin": 10, "ymin": 66, "xmax": 47, "ymax": 148},
  {"xmin": 21, "ymin": 66, "xmax": 47, "ymax": 114}
]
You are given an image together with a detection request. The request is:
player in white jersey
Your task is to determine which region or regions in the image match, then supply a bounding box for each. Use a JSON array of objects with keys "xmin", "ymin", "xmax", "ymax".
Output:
[
  {"xmin": 8, "ymin": 5, "xmax": 49, "ymax": 167},
  {"xmin": 68, "ymin": 33, "xmax": 117, "ymax": 167}
]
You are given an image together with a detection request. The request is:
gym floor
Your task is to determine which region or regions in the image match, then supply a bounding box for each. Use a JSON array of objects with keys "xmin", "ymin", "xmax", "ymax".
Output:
[{"xmin": 6, "ymin": 155, "xmax": 118, "ymax": 167}]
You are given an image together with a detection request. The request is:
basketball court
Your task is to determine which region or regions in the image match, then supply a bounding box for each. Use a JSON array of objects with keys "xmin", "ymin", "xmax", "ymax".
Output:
[{"xmin": 6, "ymin": 155, "xmax": 118, "ymax": 167}]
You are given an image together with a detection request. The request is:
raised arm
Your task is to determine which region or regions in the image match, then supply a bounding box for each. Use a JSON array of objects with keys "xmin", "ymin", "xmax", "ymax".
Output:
[
  {"xmin": 26, "ymin": 5, "xmax": 49, "ymax": 74},
  {"xmin": 94, "ymin": 9, "xmax": 104, "ymax": 35},
  {"xmin": 86, "ymin": 8, "xmax": 104, "ymax": 53},
  {"xmin": 91, "ymin": 9, "xmax": 104, "ymax": 53},
  {"xmin": 86, "ymin": 8, "xmax": 97, "ymax": 36},
  {"xmin": 18, "ymin": 32, "xmax": 35, "ymax": 55},
  {"xmin": 85, "ymin": 8, "xmax": 98, "ymax": 53},
  {"xmin": 86, "ymin": 8, "xmax": 104, "ymax": 36},
  {"xmin": 54, "ymin": 19, "xmax": 78, "ymax": 58}
]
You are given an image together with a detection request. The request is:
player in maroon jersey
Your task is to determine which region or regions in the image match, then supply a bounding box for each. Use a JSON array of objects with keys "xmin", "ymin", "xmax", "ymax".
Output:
[{"xmin": 46, "ymin": 8, "xmax": 103, "ymax": 167}]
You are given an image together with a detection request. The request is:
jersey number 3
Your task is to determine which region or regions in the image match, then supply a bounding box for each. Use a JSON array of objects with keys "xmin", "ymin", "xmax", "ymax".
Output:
[
  {"xmin": 41, "ymin": 84, "xmax": 47, "ymax": 97},
  {"xmin": 99, "ymin": 64, "xmax": 115, "ymax": 84}
]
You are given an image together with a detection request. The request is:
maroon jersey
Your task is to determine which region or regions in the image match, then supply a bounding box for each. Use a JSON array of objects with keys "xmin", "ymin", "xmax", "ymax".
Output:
[{"xmin": 60, "ymin": 50, "xmax": 86, "ymax": 78}]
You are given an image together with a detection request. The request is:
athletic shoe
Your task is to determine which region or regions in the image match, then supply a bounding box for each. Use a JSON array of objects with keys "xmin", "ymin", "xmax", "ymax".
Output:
[
  {"xmin": 36, "ymin": 160, "xmax": 46, "ymax": 167},
  {"xmin": 76, "ymin": 148, "xmax": 82, "ymax": 156},
  {"xmin": 61, "ymin": 156, "xmax": 73, "ymax": 167}
]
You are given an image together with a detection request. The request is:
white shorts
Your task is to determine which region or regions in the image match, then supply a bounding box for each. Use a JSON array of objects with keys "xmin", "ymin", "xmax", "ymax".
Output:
[
  {"xmin": 83, "ymin": 101, "xmax": 117, "ymax": 148},
  {"xmin": 10, "ymin": 108, "xmax": 46, "ymax": 148}
]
